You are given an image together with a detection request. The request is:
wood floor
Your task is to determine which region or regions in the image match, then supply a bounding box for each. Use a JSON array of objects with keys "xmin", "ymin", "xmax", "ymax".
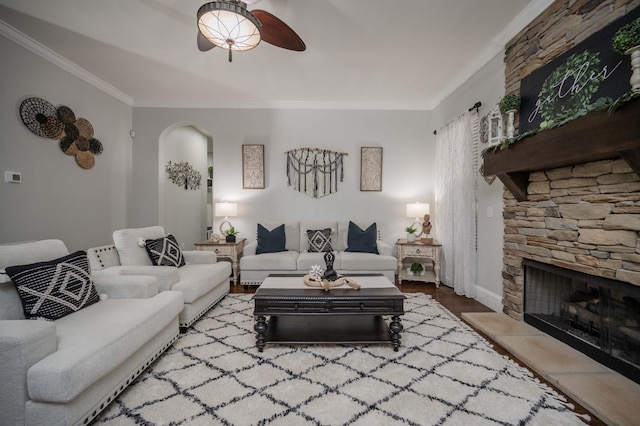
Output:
[{"xmin": 230, "ymin": 279, "xmax": 605, "ymax": 424}]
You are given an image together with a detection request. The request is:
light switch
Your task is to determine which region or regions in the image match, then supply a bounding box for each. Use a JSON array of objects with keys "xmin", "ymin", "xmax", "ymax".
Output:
[
  {"xmin": 4, "ymin": 171, "xmax": 22, "ymax": 183},
  {"xmin": 487, "ymin": 206, "xmax": 493, "ymax": 218}
]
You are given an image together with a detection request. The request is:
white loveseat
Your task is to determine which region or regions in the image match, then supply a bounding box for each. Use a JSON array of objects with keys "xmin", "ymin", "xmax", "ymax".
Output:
[
  {"xmin": 0, "ymin": 239, "xmax": 183, "ymax": 426},
  {"xmin": 239, "ymin": 221, "xmax": 397, "ymax": 286},
  {"xmin": 87, "ymin": 226, "xmax": 232, "ymax": 330}
]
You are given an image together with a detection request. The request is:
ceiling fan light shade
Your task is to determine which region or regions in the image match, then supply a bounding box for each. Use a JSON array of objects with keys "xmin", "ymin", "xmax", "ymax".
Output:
[{"xmin": 197, "ymin": 1, "xmax": 262, "ymax": 51}]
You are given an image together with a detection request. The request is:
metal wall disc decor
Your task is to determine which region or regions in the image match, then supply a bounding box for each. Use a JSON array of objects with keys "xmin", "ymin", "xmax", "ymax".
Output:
[
  {"xmin": 19, "ymin": 97, "xmax": 63, "ymax": 139},
  {"xmin": 18, "ymin": 98, "xmax": 103, "ymax": 170},
  {"xmin": 165, "ymin": 161, "xmax": 202, "ymax": 190}
]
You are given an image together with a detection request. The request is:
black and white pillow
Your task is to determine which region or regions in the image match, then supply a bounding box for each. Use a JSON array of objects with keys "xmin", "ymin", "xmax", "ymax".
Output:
[
  {"xmin": 5, "ymin": 251, "xmax": 100, "ymax": 320},
  {"xmin": 144, "ymin": 234, "xmax": 185, "ymax": 267},
  {"xmin": 307, "ymin": 228, "xmax": 333, "ymax": 252}
]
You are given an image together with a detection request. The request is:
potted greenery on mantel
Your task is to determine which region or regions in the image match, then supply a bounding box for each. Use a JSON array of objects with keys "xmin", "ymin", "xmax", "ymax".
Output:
[
  {"xmin": 612, "ymin": 17, "xmax": 640, "ymax": 93},
  {"xmin": 499, "ymin": 93, "xmax": 521, "ymax": 138},
  {"xmin": 499, "ymin": 93, "xmax": 521, "ymax": 114}
]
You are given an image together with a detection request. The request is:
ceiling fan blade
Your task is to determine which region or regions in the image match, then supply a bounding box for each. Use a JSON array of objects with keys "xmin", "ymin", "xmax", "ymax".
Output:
[
  {"xmin": 251, "ymin": 9, "xmax": 305, "ymax": 51},
  {"xmin": 197, "ymin": 31, "xmax": 216, "ymax": 52}
]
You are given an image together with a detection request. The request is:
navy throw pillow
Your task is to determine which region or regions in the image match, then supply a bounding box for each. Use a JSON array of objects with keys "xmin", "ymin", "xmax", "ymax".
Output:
[
  {"xmin": 256, "ymin": 224, "xmax": 287, "ymax": 254},
  {"xmin": 345, "ymin": 222, "xmax": 379, "ymax": 254}
]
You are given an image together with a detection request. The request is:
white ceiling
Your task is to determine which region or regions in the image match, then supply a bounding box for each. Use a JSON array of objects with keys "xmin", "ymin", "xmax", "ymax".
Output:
[{"xmin": 0, "ymin": 0, "xmax": 552, "ymax": 109}]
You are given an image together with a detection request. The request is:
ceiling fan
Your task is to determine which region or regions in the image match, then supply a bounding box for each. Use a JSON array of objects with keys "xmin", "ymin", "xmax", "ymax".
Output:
[{"xmin": 197, "ymin": 0, "xmax": 306, "ymax": 62}]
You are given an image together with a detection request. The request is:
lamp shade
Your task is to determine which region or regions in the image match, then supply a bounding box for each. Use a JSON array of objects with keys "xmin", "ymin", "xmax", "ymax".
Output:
[
  {"xmin": 406, "ymin": 202, "xmax": 429, "ymax": 218},
  {"xmin": 215, "ymin": 202, "xmax": 237, "ymax": 217},
  {"xmin": 197, "ymin": 1, "xmax": 261, "ymax": 52}
]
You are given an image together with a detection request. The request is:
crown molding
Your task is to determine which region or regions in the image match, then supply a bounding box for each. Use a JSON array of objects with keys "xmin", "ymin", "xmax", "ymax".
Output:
[
  {"xmin": 134, "ymin": 99, "xmax": 436, "ymax": 111},
  {"xmin": 0, "ymin": 19, "xmax": 133, "ymax": 106}
]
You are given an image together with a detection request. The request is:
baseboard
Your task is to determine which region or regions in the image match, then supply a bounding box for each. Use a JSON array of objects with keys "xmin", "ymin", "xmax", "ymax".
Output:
[{"xmin": 474, "ymin": 286, "xmax": 502, "ymax": 312}]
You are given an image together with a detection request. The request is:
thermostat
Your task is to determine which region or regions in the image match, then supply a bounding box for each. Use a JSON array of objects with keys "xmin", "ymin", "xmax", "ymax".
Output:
[{"xmin": 4, "ymin": 171, "xmax": 22, "ymax": 183}]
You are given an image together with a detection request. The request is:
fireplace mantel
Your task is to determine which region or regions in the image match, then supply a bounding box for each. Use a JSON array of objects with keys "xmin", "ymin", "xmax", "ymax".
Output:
[{"xmin": 483, "ymin": 97, "xmax": 640, "ymax": 201}]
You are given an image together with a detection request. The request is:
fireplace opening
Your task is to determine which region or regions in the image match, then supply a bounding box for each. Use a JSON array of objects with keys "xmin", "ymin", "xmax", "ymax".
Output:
[{"xmin": 523, "ymin": 259, "xmax": 640, "ymax": 384}]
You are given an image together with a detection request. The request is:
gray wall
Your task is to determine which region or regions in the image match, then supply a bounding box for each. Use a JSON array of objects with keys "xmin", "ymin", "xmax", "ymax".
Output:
[
  {"xmin": 432, "ymin": 52, "xmax": 506, "ymax": 311},
  {"xmin": 0, "ymin": 37, "xmax": 132, "ymax": 252},
  {"xmin": 131, "ymin": 108, "xmax": 435, "ymax": 248}
]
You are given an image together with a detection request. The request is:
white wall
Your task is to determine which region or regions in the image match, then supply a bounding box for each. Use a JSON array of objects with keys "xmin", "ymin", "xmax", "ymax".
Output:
[
  {"xmin": 1, "ymin": 32, "xmax": 504, "ymax": 311},
  {"xmin": 0, "ymin": 37, "xmax": 132, "ymax": 252},
  {"xmin": 160, "ymin": 126, "xmax": 209, "ymax": 248},
  {"xmin": 432, "ymin": 52, "xmax": 506, "ymax": 311},
  {"xmin": 131, "ymin": 108, "xmax": 435, "ymax": 248}
]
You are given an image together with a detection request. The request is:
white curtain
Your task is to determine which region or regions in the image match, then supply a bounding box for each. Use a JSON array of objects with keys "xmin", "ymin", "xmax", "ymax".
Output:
[{"xmin": 434, "ymin": 111, "xmax": 477, "ymax": 297}]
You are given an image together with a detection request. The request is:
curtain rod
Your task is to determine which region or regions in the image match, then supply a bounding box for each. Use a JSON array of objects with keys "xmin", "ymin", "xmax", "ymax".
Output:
[{"xmin": 433, "ymin": 101, "xmax": 481, "ymax": 135}]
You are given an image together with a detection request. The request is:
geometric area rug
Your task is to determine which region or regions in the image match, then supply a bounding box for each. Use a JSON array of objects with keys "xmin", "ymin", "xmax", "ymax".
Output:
[{"xmin": 94, "ymin": 293, "xmax": 588, "ymax": 425}]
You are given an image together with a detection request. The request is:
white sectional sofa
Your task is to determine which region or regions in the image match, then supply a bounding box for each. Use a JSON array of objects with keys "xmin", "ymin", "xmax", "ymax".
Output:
[
  {"xmin": 87, "ymin": 226, "xmax": 232, "ymax": 330},
  {"xmin": 0, "ymin": 239, "xmax": 183, "ymax": 426},
  {"xmin": 239, "ymin": 221, "xmax": 397, "ymax": 286}
]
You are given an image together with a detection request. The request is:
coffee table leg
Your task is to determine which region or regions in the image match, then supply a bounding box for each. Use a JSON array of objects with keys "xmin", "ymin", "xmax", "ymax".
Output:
[
  {"xmin": 390, "ymin": 315, "xmax": 403, "ymax": 351},
  {"xmin": 254, "ymin": 315, "xmax": 268, "ymax": 352}
]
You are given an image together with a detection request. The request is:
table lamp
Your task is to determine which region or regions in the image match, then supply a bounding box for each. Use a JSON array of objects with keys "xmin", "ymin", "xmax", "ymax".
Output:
[
  {"xmin": 406, "ymin": 202, "xmax": 430, "ymax": 239},
  {"xmin": 215, "ymin": 202, "xmax": 237, "ymax": 235}
]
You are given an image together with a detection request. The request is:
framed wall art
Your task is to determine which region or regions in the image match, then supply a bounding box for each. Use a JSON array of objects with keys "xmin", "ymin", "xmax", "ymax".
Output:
[
  {"xmin": 360, "ymin": 147, "xmax": 383, "ymax": 191},
  {"xmin": 242, "ymin": 144, "xmax": 265, "ymax": 189}
]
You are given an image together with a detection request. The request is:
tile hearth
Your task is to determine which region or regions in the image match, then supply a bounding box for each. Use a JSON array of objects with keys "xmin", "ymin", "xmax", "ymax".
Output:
[{"xmin": 463, "ymin": 312, "xmax": 640, "ymax": 426}]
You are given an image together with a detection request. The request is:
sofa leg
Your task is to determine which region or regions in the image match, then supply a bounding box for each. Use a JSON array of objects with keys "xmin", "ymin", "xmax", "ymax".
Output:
[{"xmin": 179, "ymin": 326, "xmax": 188, "ymax": 334}]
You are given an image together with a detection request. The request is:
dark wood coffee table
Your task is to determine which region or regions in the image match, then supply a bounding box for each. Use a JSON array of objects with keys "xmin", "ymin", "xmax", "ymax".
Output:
[{"xmin": 252, "ymin": 275, "xmax": 405, "ymax": 352}]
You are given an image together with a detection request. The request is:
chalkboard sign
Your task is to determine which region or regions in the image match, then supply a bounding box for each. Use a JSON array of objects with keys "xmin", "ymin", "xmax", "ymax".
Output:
[{"xmin": 519, "ymin": 8, "xmax": 640, "ymax": 133}]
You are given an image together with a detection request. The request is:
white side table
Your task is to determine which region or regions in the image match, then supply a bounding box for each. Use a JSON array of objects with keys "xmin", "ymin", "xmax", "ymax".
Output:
[
  {"xmin": 194, "ymin": 238, "xmax": 245, "ymax": 285},
  {"xmin": 396, "ymin": 239, "xmax": 441, "ymax": 287}
]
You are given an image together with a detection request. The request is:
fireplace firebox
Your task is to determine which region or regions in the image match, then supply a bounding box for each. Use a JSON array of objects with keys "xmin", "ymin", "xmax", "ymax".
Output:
[{"xmin": 524, "ymin": 259, "xmax": 640, "ymax": 384}]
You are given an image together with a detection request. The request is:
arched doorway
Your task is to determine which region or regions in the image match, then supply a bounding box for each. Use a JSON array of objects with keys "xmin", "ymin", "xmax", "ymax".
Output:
[{"xmin": 158, "ymin": 123, "xmax": 212, "ymax": 248}]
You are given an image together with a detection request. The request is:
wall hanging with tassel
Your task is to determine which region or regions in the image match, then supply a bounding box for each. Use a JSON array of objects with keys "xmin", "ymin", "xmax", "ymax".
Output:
[{"xmin": 285, "ymin": 148, "xmax": 347, "ymax": 198}]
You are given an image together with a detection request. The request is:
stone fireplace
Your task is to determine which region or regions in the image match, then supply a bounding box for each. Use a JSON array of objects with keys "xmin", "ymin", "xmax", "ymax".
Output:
[
  {"xmin": 480, "ymin": 0, "xmax": 640, "ymax": 384},
  {"xmin": 488, "ymin": 155, "xmax": 640, "ymax": 383},
  {"xmin": 500, "ymin": 157, "xmax": 640, "ymax": 316}
]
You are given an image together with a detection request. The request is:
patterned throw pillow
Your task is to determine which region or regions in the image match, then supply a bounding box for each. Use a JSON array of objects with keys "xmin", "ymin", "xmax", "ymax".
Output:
[
  {"xmin": 307, "ymin": 228, "xmax": 333, "ymax": 252},
  {"xmin": 144, "ymin": 234, "xmax": 185, "ymax": 267},
  {"xmin": 5, "ymin": 251, "xmax": 100, "ymax": 320}
]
